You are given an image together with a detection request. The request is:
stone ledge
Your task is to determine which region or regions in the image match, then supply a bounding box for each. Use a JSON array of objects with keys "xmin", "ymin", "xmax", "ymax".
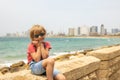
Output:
[
  {"xmin": 55, "ymin": 56, "xmax": 100, "ymax": 80},
  {"xmin": 87, "ymin": 46, "xmax": 120, "ymax": 60},
  {"xmin": 0, "ymin": 56, "xmax": 100, "ymax": 80},
  {"xmin": 99, "ymin": 56, "xmax": 120, "ymax": 69}
]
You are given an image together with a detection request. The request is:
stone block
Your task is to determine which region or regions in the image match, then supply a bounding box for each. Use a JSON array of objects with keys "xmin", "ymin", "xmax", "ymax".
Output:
[
  {"xmin": 55, "ymin": 56, "xmax": 100, "ymax": 80},
  {"xmin": 82, "ymin": 76, "xmax": 90, "ymax": 80},
  {"xmin": 109, "ymin": 56, "xmax": 120, "ymax": 66},
  {"xmin": 96, "ymin": 70, "xmax": 109, "ymax": 78},
  {"xmin": 97, "ymin": 78, "xmax": 109, "ymax": 80},
  {"xmin": 109, "ymin": 69, "xmax": 120, "ymax": 80},
  {"xmin": 88, "ymin": 72, "xmax": 98, "ymax": 80},
  {"xmin": 99, "ymin": 61, "xmax": 109, "ymax": 69},
  {"xmin": 87, "ymin": 46, "xmax": 120, "ymax": 60}
]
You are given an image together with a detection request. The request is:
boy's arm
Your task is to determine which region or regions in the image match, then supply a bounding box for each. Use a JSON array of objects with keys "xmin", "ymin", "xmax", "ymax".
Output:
[
  {"xmin": 30, "ymin": 46, "xmax": 42, "ymax": 62},
  {"xmin": 30, "ymin": 41, "xmax": 42, "ymax": 62}
]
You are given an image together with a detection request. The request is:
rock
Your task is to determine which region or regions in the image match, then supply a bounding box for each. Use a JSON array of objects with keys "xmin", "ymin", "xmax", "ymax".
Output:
[
  {"xmin": 69, "ymin": 56, "xmax": 77, "ymax": 60},
  {"xmin": 0, "ymin": 61, "xmax": 28, "ymax": 74},
  {"xmin": 10, "ymin": 61, "xmax": 26, "ymax": 73},
  {"xmin": 0, "ymin": 67, "xmax": 10, "ymax": 74},
  {"xmin": 10, "ymin": 61, "xmax": 25, "ymax": 68},
  {"xmin": 83, "ymin": 49, "xmax": 94, "ymax": 55},
  {"xmin": 54, "ymin": 54, "xmax": 72, "ymax": 61}
]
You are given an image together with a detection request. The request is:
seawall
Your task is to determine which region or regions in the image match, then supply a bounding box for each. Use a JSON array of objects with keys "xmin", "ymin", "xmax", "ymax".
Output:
[{"xmin": 0, "ymin": 44, "xmax": 120, "ymax": 80}]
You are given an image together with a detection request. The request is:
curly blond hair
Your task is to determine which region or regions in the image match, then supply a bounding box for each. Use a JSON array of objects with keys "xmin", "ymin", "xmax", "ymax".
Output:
[{"xmin": 29, "ymin": 24, "xmax": 46, "ymax": 41}]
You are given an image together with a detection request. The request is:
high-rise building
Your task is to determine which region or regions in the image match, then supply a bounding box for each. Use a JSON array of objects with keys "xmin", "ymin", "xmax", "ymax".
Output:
[
  {"xmin": 104, "ymin": 29, "xmax": 107, "ymax": 35},
  {"xmin": 80, "ymin": 26, "xmax": 89, "ymax": 36},
  {"xmin": 74, "ymin": 28, "xmax": 78, "ymax": 36},
  {"xmin": 89, "ymin": 26, "xmax": 98, "ymax": 36},
  {"xmin": 100, "ymin": 24, "xmax": 105, "ymax": 35},
  {"xmin": 78, "ymin": 27, "xmax": 81, "ymax": 35},
  {"xmin": 112, "ymin": 28, "xmax": 119, "ymax": 34},
  {"xmin": 90, "ymin": 26, "xmax": 98, "ymax": 33},
  {"xmin": 68, "ymin": 28, "xmax": 75, "ymax": 36}
]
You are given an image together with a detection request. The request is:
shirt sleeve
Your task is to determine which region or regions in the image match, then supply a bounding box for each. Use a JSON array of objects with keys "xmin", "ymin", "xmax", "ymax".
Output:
[
  {"xmin": 27, "ymin": 43, "xmax": 36, "ymax": 53},
  {"xmin": 45, "ymin": 41, "xmax": 52, "ymax": 49}
]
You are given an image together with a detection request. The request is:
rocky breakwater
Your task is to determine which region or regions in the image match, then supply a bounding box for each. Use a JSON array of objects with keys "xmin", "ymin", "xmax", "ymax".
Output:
[
  {"xmin": 1, "ymin": 44, "xmax": 120, "ymax": 80},
  {"xmin": 87, "ymin": 44, "xmax": 120, "ymax": 80},
  {"xmin": 0, "ymin": 51, "xmax": 101, "ymax": 80},
  {"xmin": 2, "ymin": 44, "xmax": 120, "ymax": 80}
]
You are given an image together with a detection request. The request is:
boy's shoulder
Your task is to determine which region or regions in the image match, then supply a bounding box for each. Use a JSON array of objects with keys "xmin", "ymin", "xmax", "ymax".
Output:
[
  {"xmin": 44, "ymin": 41, "xmax": 52, "ymax": 49},
  {"xmin": 44, "ymin": 41, "xmax": 51, "ymax": 44},
  {"xmin": 28, "ymin": 43, "xmax": 34, "ymax": 47}
]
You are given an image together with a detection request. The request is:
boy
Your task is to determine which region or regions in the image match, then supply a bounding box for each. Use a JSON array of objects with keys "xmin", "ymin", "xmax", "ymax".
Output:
[{"xmin": 27, "ymin": 25, "xmax": 66, "ymax": 80}]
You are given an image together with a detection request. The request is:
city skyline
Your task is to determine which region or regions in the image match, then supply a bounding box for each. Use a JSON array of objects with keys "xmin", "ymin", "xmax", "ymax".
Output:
[
  {"xmin": 4, "ymin": 25, "xmax": 120, "ymax": 37},
  {"xmin": 0, "ymin": 0, "xmax": 120, "ymax": 36}
]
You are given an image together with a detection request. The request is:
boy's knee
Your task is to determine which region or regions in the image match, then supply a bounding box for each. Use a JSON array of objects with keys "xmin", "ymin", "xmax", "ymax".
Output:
[{"xmin": 47, "ymin": 58, "xmax": 55, "ymax": 64}]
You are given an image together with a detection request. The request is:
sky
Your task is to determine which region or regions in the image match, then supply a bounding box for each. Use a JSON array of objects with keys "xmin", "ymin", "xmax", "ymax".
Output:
[{"xmin": 0, "ymin": 0, "xmax": 120, "ymax": 35}]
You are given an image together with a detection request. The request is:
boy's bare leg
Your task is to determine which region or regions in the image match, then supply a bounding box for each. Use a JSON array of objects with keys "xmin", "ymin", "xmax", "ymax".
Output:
[{"xmin": 42, "ymin": 58, "xmax": 54, "ymax": 80}]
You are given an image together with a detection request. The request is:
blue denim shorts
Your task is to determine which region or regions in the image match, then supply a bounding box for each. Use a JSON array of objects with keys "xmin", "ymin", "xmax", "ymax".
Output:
[{"xmin": 29, "ymin": 60, "xmax": 60, "ymax": 77}]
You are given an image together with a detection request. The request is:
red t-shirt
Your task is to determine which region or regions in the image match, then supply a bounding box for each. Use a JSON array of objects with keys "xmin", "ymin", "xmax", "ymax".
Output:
[{"xmin": 27, "ymin": 41, "xmax": 51, "ymax": 64}]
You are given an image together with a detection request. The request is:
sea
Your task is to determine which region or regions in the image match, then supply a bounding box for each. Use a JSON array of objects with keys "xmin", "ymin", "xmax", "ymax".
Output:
[{"xmin": 0, "ymin": 37, "xmax": 120, "ymax": 66}]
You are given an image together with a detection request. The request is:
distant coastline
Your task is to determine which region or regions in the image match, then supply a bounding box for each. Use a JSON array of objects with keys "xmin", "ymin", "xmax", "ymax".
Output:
[
  {"xmin": 1, "ymin": 35, "xmax": 120, "ymax": 39},
  {"xmin": 47, "ymin": 35, "xmax": 120, "ymax": 38}
]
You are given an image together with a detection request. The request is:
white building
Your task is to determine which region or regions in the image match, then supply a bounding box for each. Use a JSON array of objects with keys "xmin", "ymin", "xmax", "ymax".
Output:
[
  {"xmin": 80, "ymin": 25, "xmax": 89, "ymax": 36},
  {"xmin": 74, "ymin": 28, "xmax": 78, "ymax": 36},
  {"xmin": 68, "ymin": 28, "xmax": 75, "ymax": 36}
]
